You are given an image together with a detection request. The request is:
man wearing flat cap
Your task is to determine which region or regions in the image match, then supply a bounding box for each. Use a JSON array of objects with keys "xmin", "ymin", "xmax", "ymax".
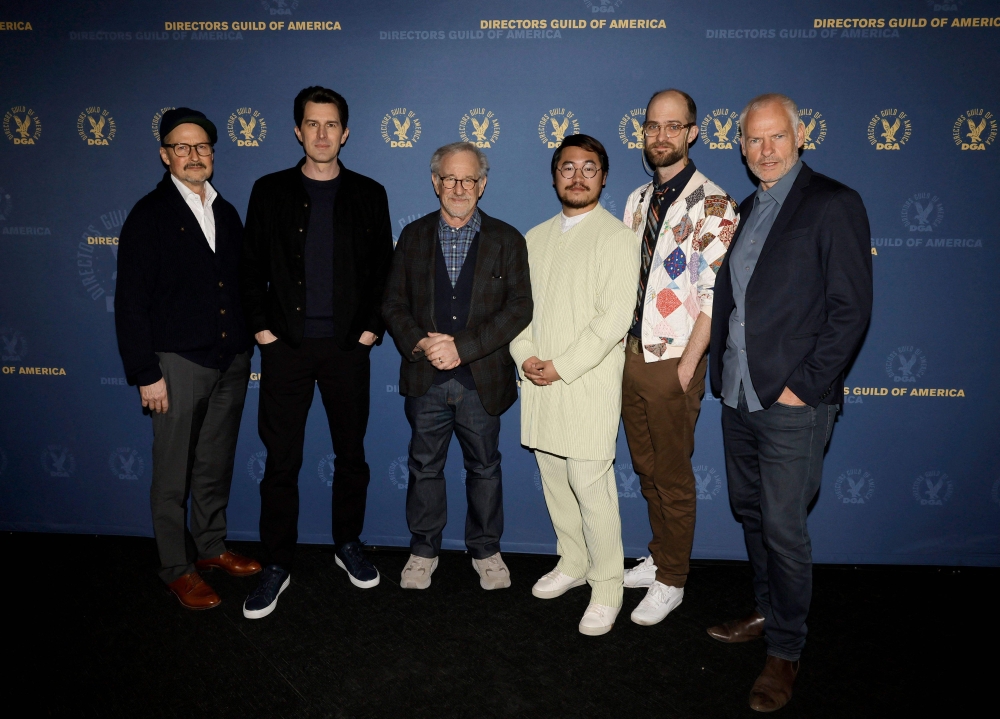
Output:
[{"xmin": 116, "ymin": 108, "xmax": 261, "ymax": 610}]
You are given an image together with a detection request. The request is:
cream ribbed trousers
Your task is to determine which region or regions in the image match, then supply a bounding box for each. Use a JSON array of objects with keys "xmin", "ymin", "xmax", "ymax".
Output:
[{"xmin": 535, "ymin": 449, "xmax": 624, "ymax": 607}]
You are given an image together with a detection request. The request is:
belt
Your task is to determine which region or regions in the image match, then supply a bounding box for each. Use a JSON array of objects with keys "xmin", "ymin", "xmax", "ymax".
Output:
[{"xmin": 626, "ymin": 334, "xmax": 642, "ymax": 355}]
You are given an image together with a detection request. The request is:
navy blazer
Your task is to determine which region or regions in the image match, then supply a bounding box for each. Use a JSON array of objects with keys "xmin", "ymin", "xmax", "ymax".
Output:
[{"xmin": 709, "ymin": 162, "xmax": 873, "ymax": 408}]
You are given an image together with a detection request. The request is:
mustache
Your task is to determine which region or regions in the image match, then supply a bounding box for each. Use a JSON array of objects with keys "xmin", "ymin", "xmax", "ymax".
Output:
[
  {"xmin": 184, "ymin": 162, "xmax": 207, "ymax": 169},
  {"xmin": 567, "ymin": 183, "xmax": 589, "ymax": 191}
]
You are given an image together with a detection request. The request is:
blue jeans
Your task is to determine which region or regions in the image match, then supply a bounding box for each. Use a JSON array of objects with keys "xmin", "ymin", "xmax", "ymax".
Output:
[
  {"xmin": 722, "ymin": 388, "xmax": 837, "ymax": 661},
  {"xmin": 403, "ymin": 379, "xmax": 503, "ymax": 559}
]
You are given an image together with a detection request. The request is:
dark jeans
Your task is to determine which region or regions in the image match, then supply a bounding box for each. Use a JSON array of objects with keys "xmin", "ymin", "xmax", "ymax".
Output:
[
  {"xmin": 258, "ymin": 337, "xmax": 372, "ymax": 568},
  {"xmin": 722, "ymin": 388, "xmax": 837, "ymax": 661},
  {"xmin": 404, "ymin": 378, "xmax": 503, "ymax": 559},
  {"xmin": 150, "ymin": 351, "xmax": 250, "ymax": 584}
]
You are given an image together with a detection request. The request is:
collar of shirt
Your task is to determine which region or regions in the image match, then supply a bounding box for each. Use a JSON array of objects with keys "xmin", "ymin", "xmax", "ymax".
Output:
[
  {"xmin": 438, "ymin": 208, "xmax": 481, "ymax": 240},
  {"xmin": 755, "ymin": 159, "xmax": 802, "ymax": 208},
  {"xmin": 560, "ymin": 207, "xmax": 595, "ymax": 234},
  {"xmin": 170, "ymin": 173, "xmax": 216, "ymax": 209},
  {"xmin": 653, "ymin": 160, "xmax": 697, "ymax": 198}
]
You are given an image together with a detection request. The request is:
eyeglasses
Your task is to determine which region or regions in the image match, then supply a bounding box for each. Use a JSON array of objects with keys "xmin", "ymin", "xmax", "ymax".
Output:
[
  {"xmin": 439, "ymin": 176, "xmax": 480, "ymax": 190},
  {"xmin": 642, "ymin": 122, "xmax": 694, "ymax": 138},
  {"xmin": 163, "ymin": 143, "xmax": 214, "ymax": 157},
  {"xmin": 557, "ymin": 162, "xmax": 600, "ymax": 179}
]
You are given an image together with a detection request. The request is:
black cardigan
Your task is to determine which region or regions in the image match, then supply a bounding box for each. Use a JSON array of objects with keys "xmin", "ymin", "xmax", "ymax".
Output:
[
  {"xmin": 240, "ymin": 159, "xmax": 394, "ymax": 349},
  {"xmin": 114, "ymin": 173, "xmax": 252, "ymax": 386}
]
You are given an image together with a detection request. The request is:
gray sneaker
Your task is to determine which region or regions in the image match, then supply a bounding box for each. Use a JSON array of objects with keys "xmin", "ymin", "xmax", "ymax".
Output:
[
  {"xmin": 400, "ymin": 554, "xmax": 438, "ymax": 589},
  {"xmin": 472, "ymin": 552, "xmax": 511, "ymax": 590}
]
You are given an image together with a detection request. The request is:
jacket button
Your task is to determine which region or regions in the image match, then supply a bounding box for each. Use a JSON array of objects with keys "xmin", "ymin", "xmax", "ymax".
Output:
[
  {"xmin": 221, "ymin": 332, "xmax": 227, "ymax": 338},
  {"xmin": 452, "ymin": 316, "xmax": 457, "ymax": 320},
  {"xmin": 295, "ymin": 254, "xmax": 301, "ymax": 259},
  {"xmin": 180, "ymin": 227, "xmax": 185, "ymax": 232},
  {"xmin": 304, "ymin": 203, "xmax": 308, "ymax": 208},
  {"xmin": 218, "ymin": 281, "xmax": 224, "ymax": 288},
  {"xmin": 297, "ymin": 280, "xmax": 302, "ymax": 285},
  {"xmin": 220, "ymin": 309, "xmax": 226, "ymax": 315},
  {"xmin": 296, "ymin": 307, "xmax": 302, "ymax": 312},
  {"xmin": 299, "ymin": 228, "xmax": 304, "ymax": 233}
]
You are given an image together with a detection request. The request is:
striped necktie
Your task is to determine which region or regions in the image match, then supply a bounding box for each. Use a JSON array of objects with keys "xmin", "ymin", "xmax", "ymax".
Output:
[{"xmin": 633, "ymin": 186, "xmax": 671, "ymax": 327}]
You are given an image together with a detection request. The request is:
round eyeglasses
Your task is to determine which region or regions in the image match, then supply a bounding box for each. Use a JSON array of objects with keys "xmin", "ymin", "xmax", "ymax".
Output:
[
  {"xmin": 557, "ymin": 162, "xmax": 600, "ymax": 179},
  {"xmin": 439, "ymin": 176, "xmax": 481, "ymax": 190}
]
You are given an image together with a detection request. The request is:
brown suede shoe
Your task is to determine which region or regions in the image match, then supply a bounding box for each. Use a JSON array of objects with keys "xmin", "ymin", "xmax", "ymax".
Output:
[
  {"xmin": 707, "ymin": 610, "xmax": 765, "ymax": 643},
  {"xmin": 167, "ymin": 572, "xmax": 221, "ymax": 610},
  {"xmin": 195, "ymin": 551, "xmax": 262, "ymax": 577},
  {"xmin": 749, "ymin": 655, "xmax": 799, "ymax": 712}
]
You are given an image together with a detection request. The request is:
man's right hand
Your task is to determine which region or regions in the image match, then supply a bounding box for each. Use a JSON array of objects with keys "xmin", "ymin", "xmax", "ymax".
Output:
[
  {"xmin": 522, "ymin": 356, "xmax": 551, "ymax": 386},
  {"xmin": 140, "ymin": 378, "xmax": 169, "ymax": 414},
  {"xmin": 256, "ymin": 329, "xmax": 278, "ymax": 345}
]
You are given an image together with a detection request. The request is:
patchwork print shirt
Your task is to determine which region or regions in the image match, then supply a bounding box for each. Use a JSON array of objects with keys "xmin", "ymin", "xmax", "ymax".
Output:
[{"xmin": 623, "ymin": 170, "xmax": 740, "ymax": 361}]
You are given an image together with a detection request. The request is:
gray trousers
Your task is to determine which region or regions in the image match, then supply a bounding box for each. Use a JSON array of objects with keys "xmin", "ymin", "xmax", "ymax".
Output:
[{"xmin": 150, "ymin": 351, "xmax": 250, "ymax": 584}]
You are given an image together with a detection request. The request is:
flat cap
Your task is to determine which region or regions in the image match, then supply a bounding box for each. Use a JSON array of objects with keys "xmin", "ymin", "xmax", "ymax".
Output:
[{"xmin": 159, "ymin": 107, "xmax": 218, "ymax": 145}]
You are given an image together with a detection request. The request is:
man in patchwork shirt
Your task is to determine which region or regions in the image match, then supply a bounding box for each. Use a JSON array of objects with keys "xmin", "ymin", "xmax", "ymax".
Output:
[{"xmin": 620, "ymin": 89, "xmax": 739, "ymax": 626}]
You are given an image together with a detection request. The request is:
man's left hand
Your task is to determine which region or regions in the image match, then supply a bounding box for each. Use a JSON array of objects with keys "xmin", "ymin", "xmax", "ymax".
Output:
[
  {"xmin": 777, "ymin": 386, "xmax": 807, "ymax": 407},
  {"xmin": 677, "ymin": 360, "xmax": 696, "ymax": 393},
  {"xmin": 425, "ymin": 332, "xmax": 460, "ymax": 370},
  {"xmin": 359, "ymin": 331, "xmax": 377, "ymax": 346},
  {"xmin": 535, "ymin": 359, "xmax": 561, "ymax": 383}
]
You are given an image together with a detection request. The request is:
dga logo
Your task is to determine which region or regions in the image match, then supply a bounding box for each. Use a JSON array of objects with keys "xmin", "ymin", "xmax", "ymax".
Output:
[
  {"xmin": 912, "ymin": 470, "xmax": 953, "ymax": 506},
  {"xmin": 246, "ymin": 449, "xmax": 267, "ymax": 484},
  {"xmin": 77, "ymin": 107, "xmax": 116, "ymax": 146},
  {"xmin": 317, "ymin": 452, "xmax": 334, "ymax": 488},
  {"xmin": 953, "ymin": 109, "xmax": 996, "ymax": 151},
  {"xmin": 388, "ymin": 455, "xmax": 409, "ymax": 489},
  {"xmin": 382, "ymin": 108, "xmax": 422, "ymax": 148},
  {"xmin": 261, "ymin": 0, "xmax": 298, "ymax": 15},
  {"xmin": 834, "ymin": 469, "xmax": 875, "ymax": 504},
  {"xmin": 885, "ymin": 346, "xmax": 927, "ymax": 383},
  {"xmin": 615, "ymin": 462, "xmax": 639, "ymax": 499},
  {"xmin": 991, "ymin": 478, "xmax": 1000, "ymax": 508},
  {"xmin": 42, "ymin": 445, "xmax": 75, "ymax": 478},
  {"xmin": 618, "ymin": 108, "xmax": 645, "ymax": 149},
  {"xmin": 227, "ymin": 108, "xmax": 267, "ymax": 147},
  {"xmin": 867, "ymin": 109, "xmax": 911, "ymax": 150},
  {"xmin": 700, "ymin": 108, "xmax": 739, "ymax": 150},
  {"xmin": 599, "ymin": 192, "xmax": 617, "ymax": 219},
  {"xmin": 109, "ymin": 447, "xmax": 144, "ymax": 481},
  {"xmin": 798, "ymin": 109, "xmax": 827, "ymax": 150},
  {"xmin": 3, "ymin": 106, "xmax": 42, "ymax": 145},
  {"xmin": 926, "ymin": 0, "xmax": 964, "ymax": 12},
  {"xmin": 151, "ymin": 107, "xmax": 175, "ymax": 142},
  {"xmin": 0, "ymin": 186, "xmax": 12, "ymax": 222},
  {"xmin": 459, "ymin": 108, "xmax": 500, "ymax": 148},
  {"xmin": 693, "ymin": 465, "xmax": 722, "ymax": 500},
  {"xmin": 584, "ymin": 0, "xmax": 624, "ymax": 13},
  {"xmin": 533, "ymin": 468, "xmax": 543, "ymax": 491},
  {"xmin": 538, "ymin": 108, "xmax": 580, "ymax": 148},
  {"xmin": 1, "ymin": 327, "xmax": 27, "ymax": 362},
  {"xmin": 901, "ymin": 193, "xmax": 944, "ymax": 232},
  {"xmin": 78, "ymin": 209, "xmax": 127, "ymax": 312}
]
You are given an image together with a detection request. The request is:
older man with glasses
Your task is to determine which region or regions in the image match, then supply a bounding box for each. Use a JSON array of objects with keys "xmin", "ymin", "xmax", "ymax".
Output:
[
  {"xmin": 619, "ymin": 89, "xmax": 739, "ymax": 627},
  {"xmin": 382, "ymin": 142, "xmax": 532, "ymax": 591},
  {"xmin": 115, "ymin": 107, "xmax": 260, "ymax": 610}
]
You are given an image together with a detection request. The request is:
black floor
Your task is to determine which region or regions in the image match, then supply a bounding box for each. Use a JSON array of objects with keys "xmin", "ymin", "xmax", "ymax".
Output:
[{"xmin": 10, "ymin": 532, "xmax": 991, "ymax": 718}]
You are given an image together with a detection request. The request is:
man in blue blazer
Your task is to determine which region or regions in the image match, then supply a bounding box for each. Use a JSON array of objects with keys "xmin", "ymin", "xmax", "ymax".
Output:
[{"xmin": 707, "ymin": 94, "xmax": 873, "ymax": 712}]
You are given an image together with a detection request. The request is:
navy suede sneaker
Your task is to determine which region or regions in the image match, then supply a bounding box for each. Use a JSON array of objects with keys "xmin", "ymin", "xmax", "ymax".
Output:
[
  {"xmin": 243, "ymin": 565, "xmax": 290, "ymax": 619},
  {"xmin": 334, "ymin": 542, "xmax": 380, "ymax": 588}
]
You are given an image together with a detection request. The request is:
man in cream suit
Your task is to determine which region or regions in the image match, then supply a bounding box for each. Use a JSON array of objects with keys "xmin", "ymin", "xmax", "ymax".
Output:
[{"xmin": 510, "ymin": 135, "xmax": 639, "ymax": 636}]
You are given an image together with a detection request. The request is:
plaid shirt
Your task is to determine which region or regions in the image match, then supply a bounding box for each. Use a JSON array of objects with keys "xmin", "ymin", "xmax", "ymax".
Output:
[{"xmin": 438, "ymin": 209, "xmax": 481, "ymax": 286}]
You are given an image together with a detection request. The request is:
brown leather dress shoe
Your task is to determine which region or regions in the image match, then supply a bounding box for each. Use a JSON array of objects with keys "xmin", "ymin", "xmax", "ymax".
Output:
[
  {"xmin": 195, "ymin": 551, "xmax": 263, "ymax": 577},
  {"xmin": 707, "ymin": 610, "xmax": 765, "ymax": 643},
  {"xmin": 167, "ymin": 572, "xmax": 221, "ymax": 610},
  {"xmin": 749, "ymin": 655, "xmax": 799, "ymax": 712}
]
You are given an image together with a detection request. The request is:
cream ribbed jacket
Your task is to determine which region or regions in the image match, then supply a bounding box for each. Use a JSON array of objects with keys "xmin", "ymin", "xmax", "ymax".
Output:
[{"xmin": 510, "ymin": 206, "xmax": 640, "ymax": 461}]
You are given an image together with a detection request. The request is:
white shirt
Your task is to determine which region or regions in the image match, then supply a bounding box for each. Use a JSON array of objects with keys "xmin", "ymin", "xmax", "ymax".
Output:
[
  {"xmin": 170, "ymin": 174, "xmax": 217, "ymax": 252},
  {"xmin": 559, "ymin": 207, "xmax": 594, "ymax": 234}
]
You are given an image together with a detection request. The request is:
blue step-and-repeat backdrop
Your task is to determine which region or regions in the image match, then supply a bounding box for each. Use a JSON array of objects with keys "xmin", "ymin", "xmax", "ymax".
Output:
[{"xmin": 1, "ymin": 0, "xmax": 998, "ymax": 566}]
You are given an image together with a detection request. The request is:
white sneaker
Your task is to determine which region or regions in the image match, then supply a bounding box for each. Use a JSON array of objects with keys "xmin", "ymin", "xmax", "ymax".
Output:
[
  {"xmin": 630, "ymin": 581, "xmax": 684, "ymax": 626},
  {"xmin": 579, "ymin": 603, "xmax": 620, "ymax": 636},
  {"xmin": 400, "ymin": 554, "xmax": 438, "ymax": 589},
  {"xmin": 472, "ymin": 553, "xmax": 511, "ymax": 590},
  {"xmin": 624, "ymin": 555, "xmax": 657, "ymax": 588},
  {"xmin": 531, "ymin": 568, "xmax": 586, "ymax": 599}
]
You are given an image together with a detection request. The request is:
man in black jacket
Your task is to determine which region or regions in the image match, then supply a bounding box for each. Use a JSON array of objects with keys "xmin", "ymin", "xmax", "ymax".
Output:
[
  {"xmin": 115, "ymin": 108, "xmax": 261, "ymax": 611},
  {"xmin": 382, "ymin": 142, "xmax": 531, "ymax": 591},
  {"xmin": 707, "ymin": 94, "xmax": 873, "ymax": 712},
  {"xmin": 240, "ymin": 87, "xmax": 393, "ymax": 619}
]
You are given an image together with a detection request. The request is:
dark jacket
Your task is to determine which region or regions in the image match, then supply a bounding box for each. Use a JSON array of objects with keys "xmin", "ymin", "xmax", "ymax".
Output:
[
  {"xmin": 710, "ymin": 163, "xmax": 873, "ymax": 407},
  {"xmin": 382, "ymin": 210, "xmax": 532, "ymax": 416},
  {"xmin": 240, "ymin": 159, "xmax": 393, "ymax": 349},
  {"xmin": 115, "ymin": 173, "xmax": 251, "ymax": 386}
]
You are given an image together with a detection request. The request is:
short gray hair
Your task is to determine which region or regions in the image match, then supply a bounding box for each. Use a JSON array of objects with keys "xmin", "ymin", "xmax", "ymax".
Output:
[
  {"xmin": 430, "ymin": 142, "xmax": 489, "ymax": 179},
  {"xmin": 739, "ymin": 93, "xmax": 801, "ymax": 135}
]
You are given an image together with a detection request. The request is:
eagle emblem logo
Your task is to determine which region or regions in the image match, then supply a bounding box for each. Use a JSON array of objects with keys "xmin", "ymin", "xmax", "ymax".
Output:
[
  {"xmin": 967, "ymin": 118, "xmax": 987, "ymax": 144},
  {"xmin": 14, "ymin": 114, "xmax": 32, "ymax": 139},
  {"xmin": 630, "ymin": 118, "xmax": 644, "ymax": 143},
  {"xmin": 88, "ymin": 115, "xmax": 106, "ymax": 139},
  {"xmin": 880, "ymin": 117, "xmax": 901, "ymax": 143},
  {"xmin": 713, "ymin": 117, "xmax": 733, "ymax": 142},
  {"xmin": 550, "ymin": 116, "xmax": 570, "ymax": 143},
  {"xmin": 239, "ymin": 115, "xmax": 257, "ymax": 140},
  {"xmin": 392, "ymin": 116, "xmax": 411, "ymax": 141},
  {"xmin": 470, "ymin": 116, "xmax": 490, "ymax": 142}
]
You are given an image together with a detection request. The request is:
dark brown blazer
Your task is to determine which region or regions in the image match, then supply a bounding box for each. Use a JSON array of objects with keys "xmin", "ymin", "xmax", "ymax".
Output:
[{"xmin": 381, "ymin": 209, "xmax": 532, "ymax": 416}]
